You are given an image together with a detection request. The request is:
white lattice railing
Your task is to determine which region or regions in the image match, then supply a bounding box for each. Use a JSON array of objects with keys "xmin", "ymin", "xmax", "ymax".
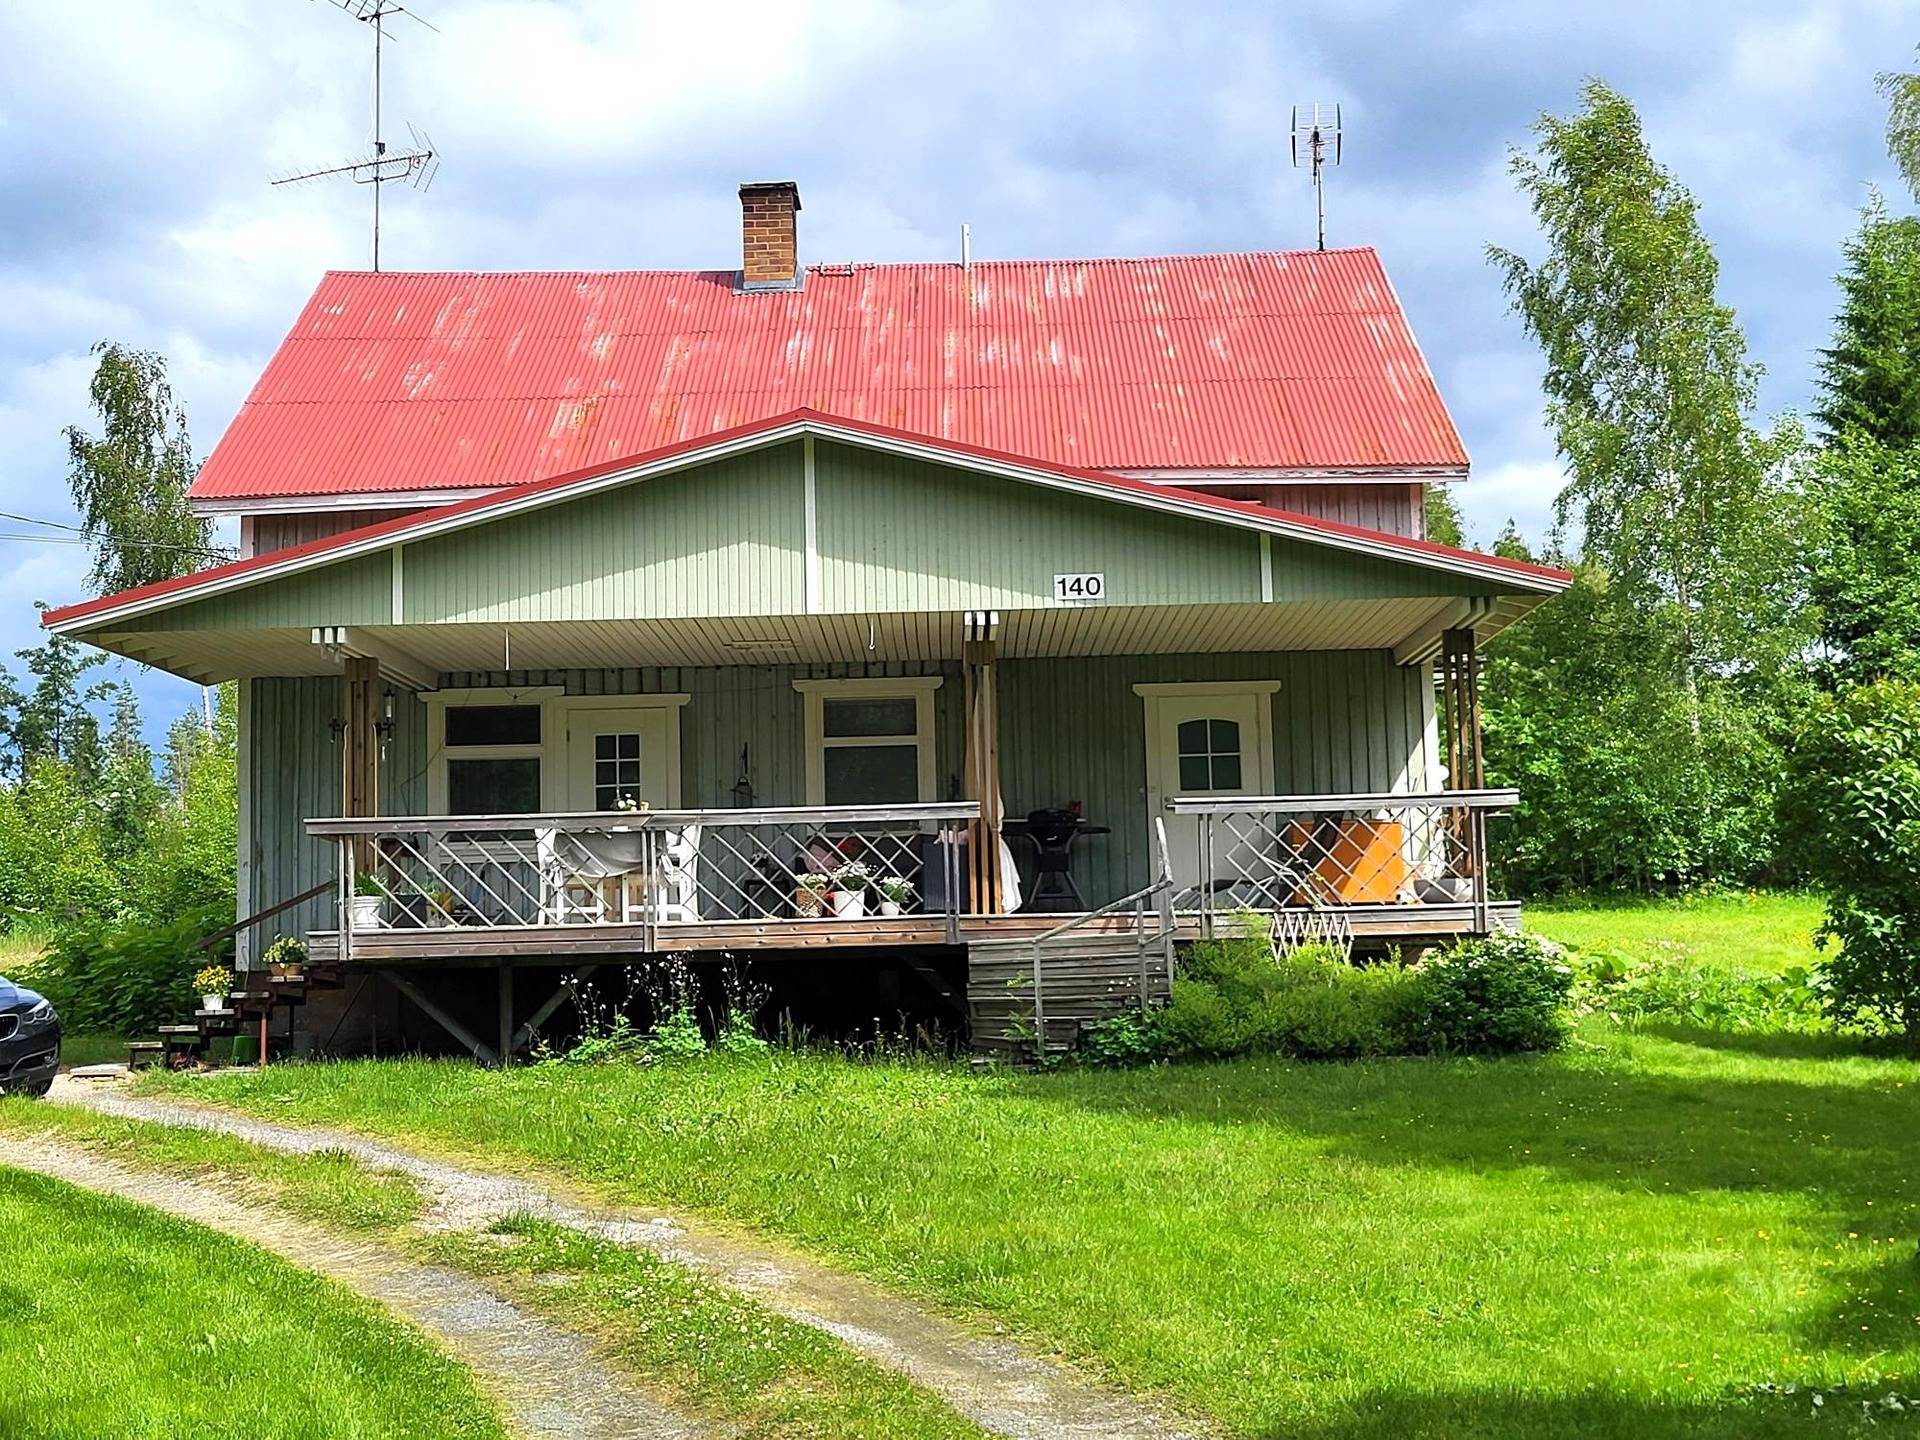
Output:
[
  {"xmin": 307, "ymin": 803, "xmax": 979, "ymax": 958},
  {"xmin": 1163, "ymin": 789, "xmax": 1518, "ymax": 939}
]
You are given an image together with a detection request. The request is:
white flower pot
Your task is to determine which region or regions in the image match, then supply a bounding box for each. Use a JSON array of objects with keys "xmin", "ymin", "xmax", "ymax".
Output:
[
  {"xmin": 878, "ymin": 899, "xmax": 903, "ymax": 917},
  {"xmin": 202, "ymin": 993, "xmax": 226, "ymax": 1011},
  {"xmin": 831, "ymin": 890, "xmax": 867, "ymax": 919},
  {"xmin": 349, "ymin": 894, "xmax": 386, "ymax": 930}
]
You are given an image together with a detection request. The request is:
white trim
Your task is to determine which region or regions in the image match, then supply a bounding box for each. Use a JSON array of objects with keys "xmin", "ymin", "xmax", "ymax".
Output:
[
  {"xmin": 1136, "ymin": 681, "xmax": 1281, "ymax": 844},
  {"xmin": 191, "ymin": 487, "xmax": 498, "ymax": 517},
  {"xmin": 54, "ymin": 418, "xmax": 1561, "ymax": 635},
  {"xmin": 1259, "ymin": 534, "xmax": 1273, "ymax": 603},
  {"xmin": 421, "ymin": 688, "xmax": 690, "ymax": 814},
  {"xmin": 1131, "ymin": 680, "xmax": 1285, "ymax": 697},
  {"xmin": 794, "ymin": 676, "xmax": 942, "ymax": 806},
  {"xmin": 1114, "ymin": 465, "xmax": 1467, "ymax": 485},
  {"xmin": 235, "ymin": 679, "xmax": 255, "ymax": 969},
  {"xmin": 802, "ymin": 433, "xmax": 820, "ymax": 614},
  {"xmin": 391, "ymin": 546, "xmax": 405, "ymax": 623}
]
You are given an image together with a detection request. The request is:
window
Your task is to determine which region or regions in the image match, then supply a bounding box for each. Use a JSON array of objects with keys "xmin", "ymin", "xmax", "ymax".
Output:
[
  {"xmin": 593, "ymin": 731, "xmax": 644, "ymax": 810},
  {"xmin": 796, "ymin": 677, "xmax": 941, "ymax": 806},
  {"xmin": 1176, "ymin": 717, "xmax": 1243, "ymax": 791},
  {"xmin": 441, "ymin": 702, "xmax": 545, "ymax": 815}
]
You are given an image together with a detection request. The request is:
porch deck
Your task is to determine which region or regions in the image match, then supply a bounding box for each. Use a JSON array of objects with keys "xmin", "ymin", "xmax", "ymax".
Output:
[{"xmin": 301, "ymin": 902, "xmax": 1520, "ymax": 966}]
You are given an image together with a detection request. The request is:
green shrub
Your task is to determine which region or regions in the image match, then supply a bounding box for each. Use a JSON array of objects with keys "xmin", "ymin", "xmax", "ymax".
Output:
[
  {"xmin": 1408, "ymin": 933, "xmax": 1575, "ymax": 1054},
  {"xmin": 1077, "ymin": 1007, "xmax": 1163, "ymax": 1068},
  {"xmin": 29, "ymin": 905, "xmax": 229, "ymax": 1034},
  {"xmin": 1154, "ymin": 931, "xmax": 1426, "ymax": 1061}
]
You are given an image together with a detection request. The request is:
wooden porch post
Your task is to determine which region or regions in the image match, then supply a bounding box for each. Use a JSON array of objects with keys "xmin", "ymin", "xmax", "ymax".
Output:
[
  {"xmin": 342, "ymin": 655, "xmax": 381, "ymax": 872},
  {"xmin": 1440, "ymin": 626, "xmax": 1485, "ymax": 792},
  {"xmin": 962, "ymin": 611, "xmax": 1004, "ymax": 915},
  {"xmin": 1439, "ymin": 627, "xmax": 1485, "ymax": 891}
]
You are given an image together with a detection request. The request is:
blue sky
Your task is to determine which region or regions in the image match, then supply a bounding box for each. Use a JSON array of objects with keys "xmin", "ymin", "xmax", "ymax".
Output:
[{"xmin": 0, "ymin": 0, "xmax": 1913, "ymax": 744}]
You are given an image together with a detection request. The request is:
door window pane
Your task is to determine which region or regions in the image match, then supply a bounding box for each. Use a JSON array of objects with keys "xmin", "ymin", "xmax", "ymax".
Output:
[
  {"xmin": 824, "ymin": 744, "xmax": 920, "ymax": 805},
  {"xmin": 447, "ymin": 757, "xmax": 541, "ymax": 814},
  {"xmin": 823, "ymin": 697, "xmax": 918, "ymax": 738},
  {"xmin": 445, "ymin": 705, "xmax": 540, "ymax": 747},
  {"xmin": 1174, "ymin": 716, "xmax": 1244, "ymax": 791},
  {"xmin": 593, "ymin": 732, "xmax": 644, "ymax": 809}
]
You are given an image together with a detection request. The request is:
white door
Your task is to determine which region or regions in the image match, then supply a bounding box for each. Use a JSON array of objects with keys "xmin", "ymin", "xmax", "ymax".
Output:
[
  {"xmin": 1142, "ymin": 688, "xmax": 1275, "ymax": 896},
  {"xmin": 566, "ymin": 708, "xmax": 677, "ymax": 812}
]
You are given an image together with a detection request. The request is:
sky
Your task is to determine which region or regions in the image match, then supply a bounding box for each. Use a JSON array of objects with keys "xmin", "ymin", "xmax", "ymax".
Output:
[{"xmin": 0, "ymin": 0, "xmax": 1914, "ymax": 742}]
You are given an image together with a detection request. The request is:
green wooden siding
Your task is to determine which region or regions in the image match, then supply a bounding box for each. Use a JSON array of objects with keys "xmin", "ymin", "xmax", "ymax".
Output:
[
  {"xmin": 243, "ymin": 650, "xmax": 1430, "ymax": 931},
  {"xmin": 242, "ymin": 676, "xmax": 428, "ymax": 940},
  {"xmin": 139, "ymin": 554, "xmax": 391, "ymax": 632},
  {"xmin": 402, "ymin": 444, "xmax": 805, "ymax": 623},
  {"xmin": 103, "ymin": 440, "xmax": 1522, "ymax": 643},
  {"xmin": 814, "ymin": 440, "xmax": 1263, "ymax": 610}
]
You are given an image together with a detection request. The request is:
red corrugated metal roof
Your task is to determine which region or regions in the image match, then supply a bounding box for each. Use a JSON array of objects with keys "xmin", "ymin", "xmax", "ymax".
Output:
[
  {"xmin": 189, "ymin": 249, "xmax": 1468, "ymax": 502},
  {"xmin": 54, "ymin": 410, "xmax": 1563, "ymax": 632}
]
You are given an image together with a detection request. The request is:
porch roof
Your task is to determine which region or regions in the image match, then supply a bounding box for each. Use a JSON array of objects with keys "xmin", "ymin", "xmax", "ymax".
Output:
[{"xmin": 46, "ymin": 411, "xmax": 1568, "ymax": 685}]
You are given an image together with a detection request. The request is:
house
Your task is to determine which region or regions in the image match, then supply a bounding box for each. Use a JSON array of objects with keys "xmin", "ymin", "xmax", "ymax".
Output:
[{"xmin": 44, "ymin": 181, "xmax": 1569, "ymax": 1059}]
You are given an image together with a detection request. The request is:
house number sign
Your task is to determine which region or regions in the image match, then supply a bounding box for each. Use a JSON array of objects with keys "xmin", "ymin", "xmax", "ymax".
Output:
[{"xmin": 1053, "ymin": 572, "xmax": 1107, "ymax": 603}]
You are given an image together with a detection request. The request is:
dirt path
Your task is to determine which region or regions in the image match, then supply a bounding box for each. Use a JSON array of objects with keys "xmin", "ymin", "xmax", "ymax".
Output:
[
  {"xmin": 0, "ymin": 1132, "xmax": 707, "ymax": 1440},
  {"xmin": 56, "ymin": 1079, "xmax": 1201, "ymax": 1440}
]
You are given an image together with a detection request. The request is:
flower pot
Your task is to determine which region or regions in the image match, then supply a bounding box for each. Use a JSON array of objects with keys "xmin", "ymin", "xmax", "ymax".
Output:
[
  {"xmin": 793, "ymin": 887, "xmax": 826, "ymax": 919},
  {"xmin": 202, "ymin": 993, "xmax": 227, "ymax": 1011},
  {"xmin": 878, "ymin": 899, "xmax": 903, "ymax": 917},
  {"xmin": 349, "ymin": 894, "xmax": 385, "ymax": 930},
  {"xmin": 830, "ymin": 890, "xmax": 867, "ymax": 920}
]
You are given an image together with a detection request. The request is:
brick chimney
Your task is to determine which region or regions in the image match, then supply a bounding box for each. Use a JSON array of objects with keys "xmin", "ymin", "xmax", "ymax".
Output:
[{"xmin": 739, "ymin": 181, "xmax": 802, "ymax": 290}]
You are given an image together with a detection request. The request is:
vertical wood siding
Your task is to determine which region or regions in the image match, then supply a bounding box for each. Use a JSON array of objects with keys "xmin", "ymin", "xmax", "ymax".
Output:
[
  {"xmin": 244, "ymin": 676, "xmax": 427, "ymax": 937},
  {"xmin": 815, "ymin": 441, "xmax": 1263, "ymax": 611},
  {"xmin": 1257, "ymin": 483, "xmax": 1425, "ymax": 538},
  {"xmin": 403, "ymin": 445, "xmax": 805, "ymax": 623},
  {"xmin": 249, "ymin": 510, "xmax": 414, "ymax": 557}
]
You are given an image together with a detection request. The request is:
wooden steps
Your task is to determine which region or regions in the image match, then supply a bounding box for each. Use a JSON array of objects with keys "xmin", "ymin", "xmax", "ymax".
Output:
[{"xmin": 967, "ymin": 930, "xmax": 1172, "ymax": 1062}]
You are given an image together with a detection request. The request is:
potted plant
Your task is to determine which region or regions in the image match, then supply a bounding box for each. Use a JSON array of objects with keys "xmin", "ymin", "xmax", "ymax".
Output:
[
  {"xmin": 792, "ymin": 872, "xmax": 830, "ymax": 918},
  {"xmin": 427, "ymin": 888, "xmax": 459, "ymax": 927},
  {"xmin": 875, "ymin": 875, "xmax": 914, "ymax": 917},
  {"xmin": 194, "ymin": 963, "xmax": 233, "ymax": 1012},
  {"xmin": 830, "ymin": 861, "xmax": 873, "ymax": 919},
  {"xmin": 350, "ymin": 872, "xmax": 387, "ymax": 930},
  {"xmin": 261, "ymin": 935, "xmax": 306, "ymax": 979}
]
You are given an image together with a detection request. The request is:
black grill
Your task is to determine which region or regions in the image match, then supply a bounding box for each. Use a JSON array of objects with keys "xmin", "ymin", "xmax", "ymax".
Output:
[{"xmin": 0, "ymin": 1015, "xmax": 17, "ymax": 1043}]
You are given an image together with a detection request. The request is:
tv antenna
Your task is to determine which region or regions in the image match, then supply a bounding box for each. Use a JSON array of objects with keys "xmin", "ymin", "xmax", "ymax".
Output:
[
  {"xmin": 275, "ymin": 0, "xmax": 441, "ymax": 271},
  {"xmin": 1290, "ymin": 103, "xmax": 1342, "ymax": 251}
]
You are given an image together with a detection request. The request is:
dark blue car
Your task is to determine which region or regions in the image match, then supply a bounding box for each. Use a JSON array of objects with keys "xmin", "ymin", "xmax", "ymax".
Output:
[{"xmin": 0, "ymin": 977, "xmax": 59, "ymax": 1097}]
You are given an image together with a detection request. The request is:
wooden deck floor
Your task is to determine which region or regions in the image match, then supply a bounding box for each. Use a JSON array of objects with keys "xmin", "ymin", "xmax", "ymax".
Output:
[{"xmin": 304, "ymin": 902, "xmax": 1520, "ymax": 966}]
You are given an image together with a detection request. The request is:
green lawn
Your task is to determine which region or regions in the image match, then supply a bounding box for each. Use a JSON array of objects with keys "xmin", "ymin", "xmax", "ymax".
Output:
[
  {"xmin": 0, "ymin": 1165, "xmax": 504, "ymax": 1440},
  {"xmin": 147, "ymin": 1021, "xmax": 1920, "ymax": 1439},
  {"xmin": 0, "ymin": 1099, "xmax": 990, "ymax": 1440},
  {"xmin": 1529, "ymin": 891, "xmax": 1825, "ymax": 975}
]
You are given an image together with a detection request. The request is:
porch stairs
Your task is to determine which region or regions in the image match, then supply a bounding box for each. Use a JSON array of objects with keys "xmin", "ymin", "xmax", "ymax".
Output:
[
  {"xmin": 127, "ymin": 963, "xmax": 346, "ymax": 1069},
  {"xmin": 966, "ymin": 819, "xmax": 1178, "ymax": 1063}
]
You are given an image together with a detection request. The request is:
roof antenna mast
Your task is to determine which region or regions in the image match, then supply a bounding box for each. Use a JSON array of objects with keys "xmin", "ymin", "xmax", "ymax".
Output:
[
  {"xmin": 275, "ymin": 0, "xmax": 442, "ymax": 271},
  {"xmin": 1290, "ymin": 103, "xmax": 1343, "ymax": 251}
]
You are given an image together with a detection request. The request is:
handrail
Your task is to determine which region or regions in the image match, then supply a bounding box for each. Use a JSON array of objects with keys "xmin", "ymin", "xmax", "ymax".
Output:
[
  {"xmin": 1026, "ymin": 816, "xmax": 1177, "ymax": 1051},
  {"xmin": 307, "ymin": 801, "xmax": 980, "ymax": 838},
  {"xmin": 191, "ymin": 880, "xmax": 334, "ymax": 956},
  {"xmin": 1165, "ymin": 789, "xmax": 1518, "ymax": 816}
]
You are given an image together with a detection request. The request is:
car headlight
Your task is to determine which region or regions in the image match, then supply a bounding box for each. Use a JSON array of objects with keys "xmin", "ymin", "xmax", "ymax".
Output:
[{"xmin": 18, "ymin": 1000, "xmax": 53, "ymax": 1030}]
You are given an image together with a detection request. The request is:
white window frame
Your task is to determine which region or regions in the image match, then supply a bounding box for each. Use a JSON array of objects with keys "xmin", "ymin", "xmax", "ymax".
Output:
[
  {"xmin": 794, "ymin": 676, "xmax": 942, "ymax": 806},
  {"xmin": 422, "ymin": 688, "xmax": 688, "ymax": 814}
]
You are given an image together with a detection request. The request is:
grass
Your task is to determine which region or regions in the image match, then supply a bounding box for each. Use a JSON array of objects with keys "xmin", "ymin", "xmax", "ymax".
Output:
[
  {"xmin": 0, "ymin": 1099, "xmax": 990, "ymax": 1439},
  {"xmin": 58, "ymin": 1031, "xmax": 132, "ymax": 1068},
  {"xmin": 0, "ymin": 1100, "xmax": 424, "ymax": 1231},
  {"xmin": 0, "ymin": 1165, "xmax": 505, "ymax": 1440},
  {"xmin": 144, "ymin": 1024, "xmax": 1920, "ymax": 1439},
  {"xmin": 1529, "ymin": 890, "xmax": 1825, "ymax": 976}
]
